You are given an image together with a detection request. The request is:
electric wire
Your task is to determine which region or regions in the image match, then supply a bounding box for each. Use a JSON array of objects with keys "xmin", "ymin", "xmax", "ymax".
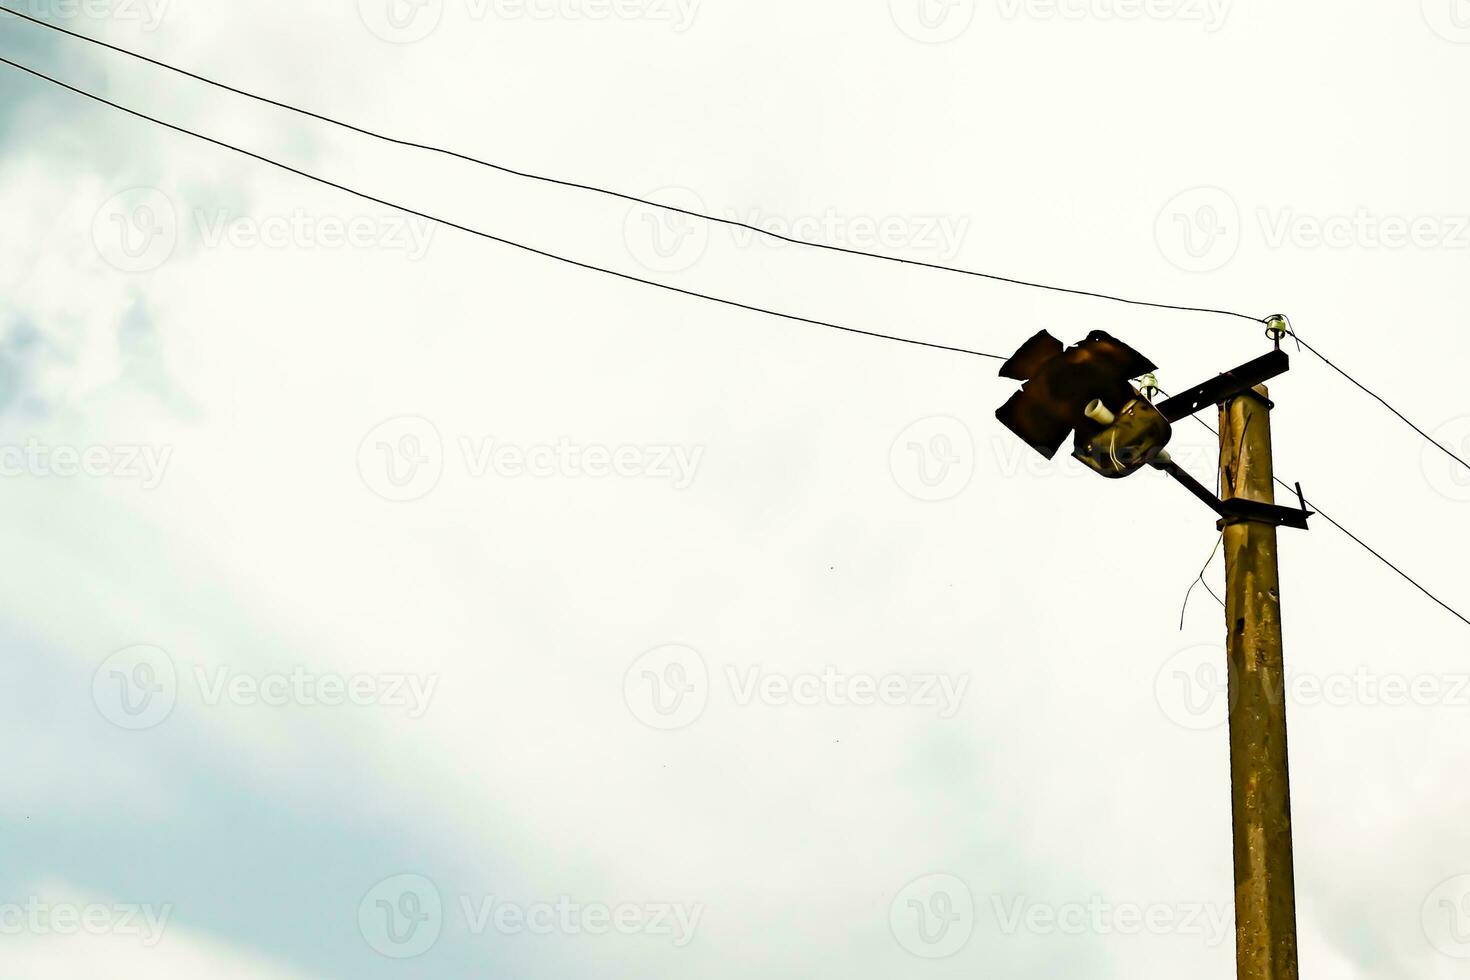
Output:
[
  {"xmin": 3, "ymin": 21, "xmax": 1467, "ymax": 629},
  {"xmin": 1292, "ymin": 332, "xmax": 1470, "ymax": 475},
  {"xmin": 0, "ymin": 55, "xmax": 1006, "ymax": 362},
  {"xmin": 1179, "ymin": 411, "xmax": 1470, "ymax": 630},
  {"xmin": 0, "ymin": 4, "xmax": 1267, "ymax": 327},
  {"xmin": 7, "ymin": 6, "xmax": 1467, "ymax": 477}
]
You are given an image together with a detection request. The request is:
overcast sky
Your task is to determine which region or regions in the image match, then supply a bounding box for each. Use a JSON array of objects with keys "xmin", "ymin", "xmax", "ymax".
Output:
[{"xmin": 3, "ymin": 1, "xmax": 1470, "ymax": 977}]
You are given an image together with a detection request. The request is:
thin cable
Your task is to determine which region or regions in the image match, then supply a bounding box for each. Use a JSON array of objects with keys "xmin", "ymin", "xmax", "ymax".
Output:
[
  {"xmin": 1179, "ymin": 531, "xmax": 1226, "ymax": 630},
  {"xmin": 1303, "ymin": 504, "xmax": 1470, "ymax": 629},
  {"xmin": 9, "ymin": 13, "xmax": 1464, "ymax": 624},
  {"xmin": 21, "ymin": 0, "xmax": 1470, "ymax": 469},
  {"xmin": 0, "ymin": 55, "xmax": 1005, "ymax": 362},
  {"xmin": 1292, "ymin": 332, "xmax": 1470, "ymax": 475},
  {"xmin": 1180, "ymin": 411, "xmax": 1470, "ymax": 630},
  {"xmin": 0, "ymin": 5, "xmax": 1267, "ymax": 327}
]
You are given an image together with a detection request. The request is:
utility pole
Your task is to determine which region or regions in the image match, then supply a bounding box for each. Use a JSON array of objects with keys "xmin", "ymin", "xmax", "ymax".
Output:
[
  {"xmin": 993, "ymin": 316, "xmax": 1312, "ymax": 980},
  {"xmin": 1219, "ymin": 386, "xmax": 1299, "ymax": 980}
]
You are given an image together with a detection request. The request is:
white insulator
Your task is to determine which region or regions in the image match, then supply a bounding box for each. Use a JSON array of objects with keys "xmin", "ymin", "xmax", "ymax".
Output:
[{"xmin": 1084, "ymin": 399, "xmax": 1116, "ymax": 426}]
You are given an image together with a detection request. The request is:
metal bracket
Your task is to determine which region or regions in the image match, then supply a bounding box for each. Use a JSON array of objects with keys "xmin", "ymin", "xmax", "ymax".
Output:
[
  {"xmin": 1153, "ymin": 457, "xmax": 1313, "ymax": 531},
  {"xmin": 1149, "ymin": 348, "xmax": 1309, "ymax": 528},
  {"xmin": 1214, "ymin": 498, "xmax": 1314, "ymax": 531},
  {"xmin": 1156, "ymin": 350, "xmax": 1289, "ymax": 423}
]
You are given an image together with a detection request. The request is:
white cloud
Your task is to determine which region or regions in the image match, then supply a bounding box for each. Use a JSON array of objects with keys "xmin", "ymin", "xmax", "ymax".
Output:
[
  {"xmin": 3, "ymin": 2, "xmax": 1470, "ymax": 978},
  {"xmin": 0, "ymin": 881, "xmax": 318, "ymax": 980}
]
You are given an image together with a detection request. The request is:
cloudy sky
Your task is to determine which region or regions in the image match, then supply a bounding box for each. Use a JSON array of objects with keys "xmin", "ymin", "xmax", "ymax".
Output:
[{"xmin": 3, "ymin": 0, "xmax": 1470, "ymax": 977}]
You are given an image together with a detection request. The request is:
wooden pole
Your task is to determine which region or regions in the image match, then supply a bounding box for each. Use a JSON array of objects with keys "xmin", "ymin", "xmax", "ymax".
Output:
[{"xmin": 1219, "ymin": 385, "xmax": 1300, "ymax": 980}]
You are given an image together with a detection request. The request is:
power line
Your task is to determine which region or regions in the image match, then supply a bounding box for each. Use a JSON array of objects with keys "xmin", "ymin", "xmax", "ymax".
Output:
[
  {"xmin": 0, "ymin": 55, "xmax": 1006, "ymax": 362},
  {"xmin": 5, "ymin": 17, "xmax": 1466, "ymax": 630},
  {"xmin": 1178, "ymin": 411, "xmax": 1470, "ymax": 630},
  {"xmin": 1304, "ymin": 503, "xmax": 1470, "ymax": 629},
  {"xmin": 1292, "ymin": 332, "xmax": 1470, "ymax": 476},
  {"xmin": 11, "ymin": 4, "xmax": 1469, "ymax": 478},
  {"xmin": 18, "ymin": 6, "xmax": 1470, "ymax": 475},
  {"xmin": 0, "ymin": 4, "xmax": 1267, "ymax": 327}
]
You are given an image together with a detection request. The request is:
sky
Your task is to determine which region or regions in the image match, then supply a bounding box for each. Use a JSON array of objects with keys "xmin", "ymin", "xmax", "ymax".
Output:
[{"xmin": 2, "ymin": 1, "xmax": 1470, "ymax": 977}]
